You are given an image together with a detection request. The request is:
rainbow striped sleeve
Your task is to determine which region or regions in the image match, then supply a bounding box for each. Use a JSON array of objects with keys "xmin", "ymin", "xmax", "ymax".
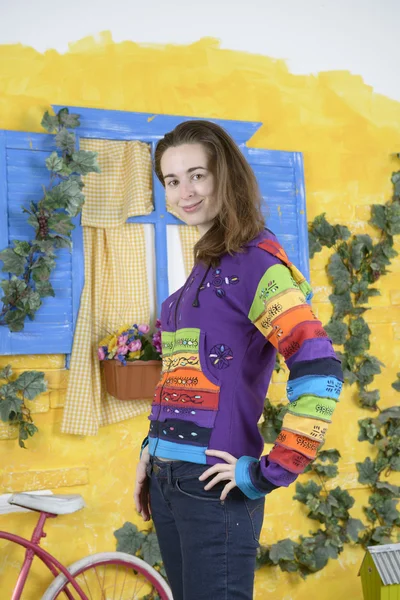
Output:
[{"xmin": 235, "ymin": 258, "xmax": 343, "ymax": 499}]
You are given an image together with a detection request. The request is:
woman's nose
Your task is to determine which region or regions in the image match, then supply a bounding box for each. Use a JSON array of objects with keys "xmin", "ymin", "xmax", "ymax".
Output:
[{"xmin": 180, "ymin": 182, "xmax": 194, "ymax": 200}]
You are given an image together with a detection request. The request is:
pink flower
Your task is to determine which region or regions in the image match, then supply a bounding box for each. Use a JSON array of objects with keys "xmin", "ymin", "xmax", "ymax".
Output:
[
  {"xmin": 128, "ymin": 339, "xmax": 142, "ymax": 352},
  {"xmin": 118, "ymin": 334, "xmax": 129, "ymax": 345},
  {"xmin": 117, "ymin": 345, "xmax": 129, "ymax": 355},
  {"xmin": 98, "ymin": 347, "xmax": 106, "ymax": 360},
  {"xmin": 138, "ymin": 324, "xmax": 150, "ymax": 334}
]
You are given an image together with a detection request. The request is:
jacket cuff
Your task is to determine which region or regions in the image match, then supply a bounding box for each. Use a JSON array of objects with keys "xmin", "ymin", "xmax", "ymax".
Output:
[{"xmin": 235, "ymin": 456, "xmax": 267, "ymax": 499}]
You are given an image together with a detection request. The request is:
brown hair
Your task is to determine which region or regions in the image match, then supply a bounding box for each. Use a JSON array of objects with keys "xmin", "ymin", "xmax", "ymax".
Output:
[{"xmin": 154, "ymin": 120, "xmax": 266, "ymax": 266}]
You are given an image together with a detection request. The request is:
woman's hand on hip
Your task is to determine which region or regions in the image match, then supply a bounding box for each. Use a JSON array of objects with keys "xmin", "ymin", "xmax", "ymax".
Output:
[{"xmin": 199, "ymin": 449, "xmax": 237, "ymax": 501}]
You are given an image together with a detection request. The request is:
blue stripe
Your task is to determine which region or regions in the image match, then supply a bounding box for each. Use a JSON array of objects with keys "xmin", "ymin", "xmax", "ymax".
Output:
[
  {"xmin": 287, "ymin": 375, "xmax": 343, "ymax": 402},
  {"xmin": 148, "ymin": 438, "xmax": 207, "ymax": 464},
  {"xmin": 235, "ymin": 456, "xmax": 266, "ymax": 500}
]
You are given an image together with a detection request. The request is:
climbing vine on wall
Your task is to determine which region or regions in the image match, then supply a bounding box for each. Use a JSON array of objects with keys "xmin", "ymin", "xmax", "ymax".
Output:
[{"xmin": 0, "ymin": 108, "xmax": 100, "ymax": 332}]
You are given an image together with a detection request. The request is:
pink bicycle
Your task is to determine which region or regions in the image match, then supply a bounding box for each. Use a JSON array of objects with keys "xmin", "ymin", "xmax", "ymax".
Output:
[{"xmin": 0, "ymin": 492, "xmax": 172, "ymax": 600}]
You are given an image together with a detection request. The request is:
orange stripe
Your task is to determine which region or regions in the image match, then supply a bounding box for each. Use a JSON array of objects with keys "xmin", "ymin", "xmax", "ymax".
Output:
[
  {"xmin": 158, "ymin": 368, "xmax": 219, "ymax": 393},
  {"xmin": 268, "ymin": 305, "xmax": 318, "ymax": 349},
  {"xmin": 276, "ymin": 429, "xmax": 321, "ymax": 459}
]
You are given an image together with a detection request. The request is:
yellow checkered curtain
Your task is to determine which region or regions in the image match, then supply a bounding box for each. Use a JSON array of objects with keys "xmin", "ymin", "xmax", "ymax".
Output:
[{"xmin": 62, "ymin": 139, "xmax": 153, "ymax": 436}]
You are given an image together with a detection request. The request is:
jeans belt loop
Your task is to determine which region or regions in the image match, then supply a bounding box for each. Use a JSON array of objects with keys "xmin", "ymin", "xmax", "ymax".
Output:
[{"xmin": 167, "ymin": 463, "xmax": 172, "ymax": 485}]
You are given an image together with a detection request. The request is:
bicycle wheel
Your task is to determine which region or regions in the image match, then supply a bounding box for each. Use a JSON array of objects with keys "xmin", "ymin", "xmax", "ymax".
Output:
[{"xmin": 42, "ymin": 551, "xmax": 173, "ymax": 600}]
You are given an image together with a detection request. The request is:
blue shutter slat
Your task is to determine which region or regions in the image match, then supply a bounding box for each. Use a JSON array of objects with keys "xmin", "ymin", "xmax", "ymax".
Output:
[
  {"xmin": 245, "ymin": 148, "xmax": 310, "ymax": 281},
  {"xmin": 0, "ymin": 130, "xmax": 80, "ymax": 356}
]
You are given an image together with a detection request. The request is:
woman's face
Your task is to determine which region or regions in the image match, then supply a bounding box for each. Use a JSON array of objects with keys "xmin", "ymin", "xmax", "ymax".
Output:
[{"xmin": 160, "ymin": 143, "xmax": 219, "ymax": 235}]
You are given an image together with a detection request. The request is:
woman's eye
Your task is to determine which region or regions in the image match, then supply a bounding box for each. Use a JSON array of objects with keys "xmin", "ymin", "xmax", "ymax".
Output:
[
  {"xmin": 192, "ymin": 173, "xmax": 204, "ymax": 181},
  {"xmin": 168, "ymin": 180, "xmax": 178, "ymax": 187}
]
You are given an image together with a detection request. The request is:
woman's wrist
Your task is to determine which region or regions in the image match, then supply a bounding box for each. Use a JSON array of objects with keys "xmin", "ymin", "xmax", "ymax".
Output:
[{"xmin": 141, "ymin": 445, "xmax": 150, "ymax": 464}]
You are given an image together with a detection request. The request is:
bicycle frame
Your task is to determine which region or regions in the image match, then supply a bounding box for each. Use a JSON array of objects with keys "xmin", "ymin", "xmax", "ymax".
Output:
[{"xmin": 0, "ymin": 511, "xmax": 89, "ymax": 600}]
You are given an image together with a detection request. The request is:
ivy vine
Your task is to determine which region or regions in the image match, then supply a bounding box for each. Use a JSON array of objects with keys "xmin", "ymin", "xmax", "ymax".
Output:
[
  {"xmin": 0, "ymin": 108, "xmax": 100, "ymax": 332},
  {"xmin": 0, "ymin": 365, "xmax": 47, "ymax": 447}
]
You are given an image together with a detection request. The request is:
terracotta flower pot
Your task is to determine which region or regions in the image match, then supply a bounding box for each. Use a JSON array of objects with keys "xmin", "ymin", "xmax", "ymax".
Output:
[{"xmin": 102, "ymin": 359, "xmax": 162, "ymax": 401}]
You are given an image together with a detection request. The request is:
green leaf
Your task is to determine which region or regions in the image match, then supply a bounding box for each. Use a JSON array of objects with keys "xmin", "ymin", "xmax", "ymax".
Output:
[
  {"xmin": 357, "ymin": 457, "xmax": 379, "ymax": 485},
  {"xmin": 324, "ymin": 320, "xmax": 348, "ymax": 345},
  {"xmin": 49, "ymin": 235, "xmax": 72, "ymax": 250},
  {"xmin": 317, "ymin": 449, "xmax": 341, "ymax": 463},
  {"xmin": 114, "ymin": 522, "xmax": 145, "ymax": 555},
  {"xmin": 45, "ymin": 151, "xmax": 64, "ymax": 173},
  {"xmin": 378, "ymin": 406, "xmax": 400, "ymax": 424},
  {"xmin": 27, "ymin": 213, "xmax": 39, "ymax": 232},
  {"xmin": 356, "ymin": 356, "xmax": 384, "ymax": 386},
  {"xmin": 386, "ymin": 202, "xmax": 400, "ymax": 235},
  {"xmin": 346, "ymin": 518, "xmax": 365, "ymax": 542},
  {"xmin": 376, "ymin": 482, "xmax": 400, "ymax": 497},
  {"xmin": 350, "ymin": 235, "xmax": 373, "ymax": 271},
  {"xmin": 308, "ymin": 231, "xmax": 322, "ymax": 259},
  {"xmin": 269, "ymin": 539, "xmax": 296, "ymax": 563},
  {"xmin": 334, "ymin": 225, "xmax": 351, "ymax": 241},
  {"xmin": 371, "ymin": 526, "xmax": 393, "ymax": 545},
  {"xmin": 329, "ymin": 486, "xmax": 355, "ymax": 511},
  {"xmin": 0, "ymin": 365, "xmax": 12, "ymax": 380},
  {"xmin": 69, "ymin": 150, "xmax": 101, "ymax": 176},
  {"xmin": 293, "ymin": 481, "xmax": 322, "ymax": 504},
  {"xmin": 31, "ymin": 257, "xmax": 52, "ymax": 283},
  {"xmin": 5, "ymin": 308, "xmax": 27, "ymax": 332},
  {"xmin": 45, "ymin": 180, "xmax": 85, "ymax": 217},
  {"xmin": 344, "ymin": 335, "xmax": 370, "ymax": 357},
  {"xmin": 329, "ymin": 292, "xmax": 353, "ymax": 319},
  {"xmin": 19, "ymin": 290, "xmax": 42, "ymax": 317},
  {"xmin": 0, "ymin": 248, "xmax": 27, "ymax": 276},
  {"xmin": 359, "ymin": 389, "xmax": 380, "ymax": 410},
  {"xmin": 1, "ymin": 276, "xmax": 27, "ymax": 303},
  {"xmin": 309, "ymin": 214, "xmax": 337, "ymax": 248},
  {"xmin": 328, "ymin": 254, "xmax": 351, "ymax": 294},
  {"xmin": 14, "ymin": 371, "xmax": 47, "ymax": 400},
  {"xmin": 0, "ymin": 393, "xmax": 23, "ymax": 421},
  {"xmin": 55, "ymin": 129, "xmax": 75, "ymax": 154},
  {"xmin": 392, "ymin": 373, "xmax": 400, "ymax": 392},
  {"xmin": 48, "ymin": 213, "xmax": 75, "ymax": 236},
  {"xmin": 41, "ymin": 111, "xmax": 59, "ymax": 133},
  {"xmin": 57, "ymin": 108, "xmax": 80, "ymax": 129},
  {"xmin": 370, "ymin": 204, "xmax": 387, "ymax": 231},
  {"xmin": 35, "ymin": 280, "xmax": 55, "ymax": 298},
  {"xmin": 358, "ymin": 418, "xmax": 381, "ymax": 444},
  {"xmin": 309, "ymin": 464, "xmax": 338, "ymax": 479},
  {"xmin": 141, "ymin": 532, "xmax": 163, "ymax": 566},
  {"xmin": 13, "ymin": 241, "xmax": 31, "ymax": 257}
]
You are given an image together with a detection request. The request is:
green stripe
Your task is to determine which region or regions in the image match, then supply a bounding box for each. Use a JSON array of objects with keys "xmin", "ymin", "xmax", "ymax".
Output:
[
  {"xmin": 161, "ymin": 328, "xmax": 200, "ymax": 357},
  {"xmin": 248, "ymin": 264, "xmax": 300, "ymax": 322},
  {"xmin": 288, "ymin": 395, "xmax": 337, "ymax": 422}
]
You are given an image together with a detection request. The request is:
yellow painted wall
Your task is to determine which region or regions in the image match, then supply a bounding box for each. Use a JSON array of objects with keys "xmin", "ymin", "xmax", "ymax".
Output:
[{"xmin": 1, "ymin": 34, "xmax": 400, "ymax": 599}]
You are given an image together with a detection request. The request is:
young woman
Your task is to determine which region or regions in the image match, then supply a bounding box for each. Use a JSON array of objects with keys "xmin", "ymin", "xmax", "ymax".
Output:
[{"xmin": 134, "ymin": 121, "xmax": 342, "ymax": 600}]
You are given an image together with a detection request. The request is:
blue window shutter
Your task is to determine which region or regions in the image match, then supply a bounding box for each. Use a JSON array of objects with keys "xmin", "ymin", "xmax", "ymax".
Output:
[
  {"xmin": 0, "ymin": 130, "xmax": 83, "ymax": 355},
  {"xmin": 242, "ymin": 147, "xmax": 310, "ymax": 281}
]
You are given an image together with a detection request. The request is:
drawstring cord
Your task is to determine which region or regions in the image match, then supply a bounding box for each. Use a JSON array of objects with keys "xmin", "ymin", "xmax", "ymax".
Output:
[{"xmin": 192, "ymin": 264, "xmax": 211, "ymax": 308}]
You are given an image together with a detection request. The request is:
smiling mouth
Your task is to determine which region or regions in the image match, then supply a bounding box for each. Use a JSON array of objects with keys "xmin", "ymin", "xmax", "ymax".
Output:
[{"xmin": 182, "ymin": 199, "xmax": 203, "ymax": 213}]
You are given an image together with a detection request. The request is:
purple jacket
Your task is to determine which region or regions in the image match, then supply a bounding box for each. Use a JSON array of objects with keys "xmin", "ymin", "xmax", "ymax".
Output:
[{"xmin": 146, "ymin": 229, "xmax": 342, "ymax": 498}]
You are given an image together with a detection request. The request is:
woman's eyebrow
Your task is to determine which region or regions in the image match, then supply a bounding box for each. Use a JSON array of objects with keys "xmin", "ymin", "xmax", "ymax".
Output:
[{"xmin": 164, "ymin": 166, "xmax": 208, "ymax": 179}]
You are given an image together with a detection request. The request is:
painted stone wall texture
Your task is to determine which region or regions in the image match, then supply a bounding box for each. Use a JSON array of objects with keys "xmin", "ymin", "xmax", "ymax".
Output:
[{"xmin": 1, "ymin": 34, "xmax": 400, "ymax": 599}]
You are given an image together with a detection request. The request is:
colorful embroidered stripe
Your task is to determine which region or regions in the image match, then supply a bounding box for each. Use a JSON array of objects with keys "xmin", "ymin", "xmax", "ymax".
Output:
[
  {"xmin": 282, "ymin": 413, "xmax": 328, "ymax": 442},
  {"xmin": 149, "ymin": 419, "xmax": 212, "ymax": 446},
  {"xmin": 268, "ymin": 445, "xmax": 313, "ymax": 474},
  {"xmin": 288, "ymin": 395, "xmax": 337, "ymax": 421},
  {"xmin": 287, "ymin": 375, "xmax": 343, "ymax": 402},
  {"xmin": 148, "ymin": 438, "xmax": 207, "ymax": 463},
  {"xmin": 278, "ymin": 321, "xmax": 328, "ymax": 360},
  {"xmin": 154, "ymin": 385, "xmax": 219, "ymax": 410},
  {"xmin": 248, "ymin": 264, "xmax": 300, "ymax": 322},
  {"xmin": 161, "ymin": 328, "xmax": 201, "ymax": 357},
  {"xmin": 149, "ymin": 404, "xmax": 218, "ymax": 428},
  {"xmin": 276, "ymin": 429, "xmax": 321, "ymax": 459},
  {"xmin": 268, "ymin": 306, "xmax": 319, "ymax": 347},
  {"xmin": 158, "ymin": 368, "xmax": 219, "ymax": 392},
  {"xmin": 162, "ymin": 351, "xmax": 201, "ymax": 373},
  {"xmin": 255, "ymin": 288, "xmax": 307, "ymax": 331}
]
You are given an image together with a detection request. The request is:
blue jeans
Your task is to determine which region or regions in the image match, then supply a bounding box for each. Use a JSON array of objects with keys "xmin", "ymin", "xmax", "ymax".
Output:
[{"xmin": 147, "ymin": 457, "xmax": 265, "ymax": 600}]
